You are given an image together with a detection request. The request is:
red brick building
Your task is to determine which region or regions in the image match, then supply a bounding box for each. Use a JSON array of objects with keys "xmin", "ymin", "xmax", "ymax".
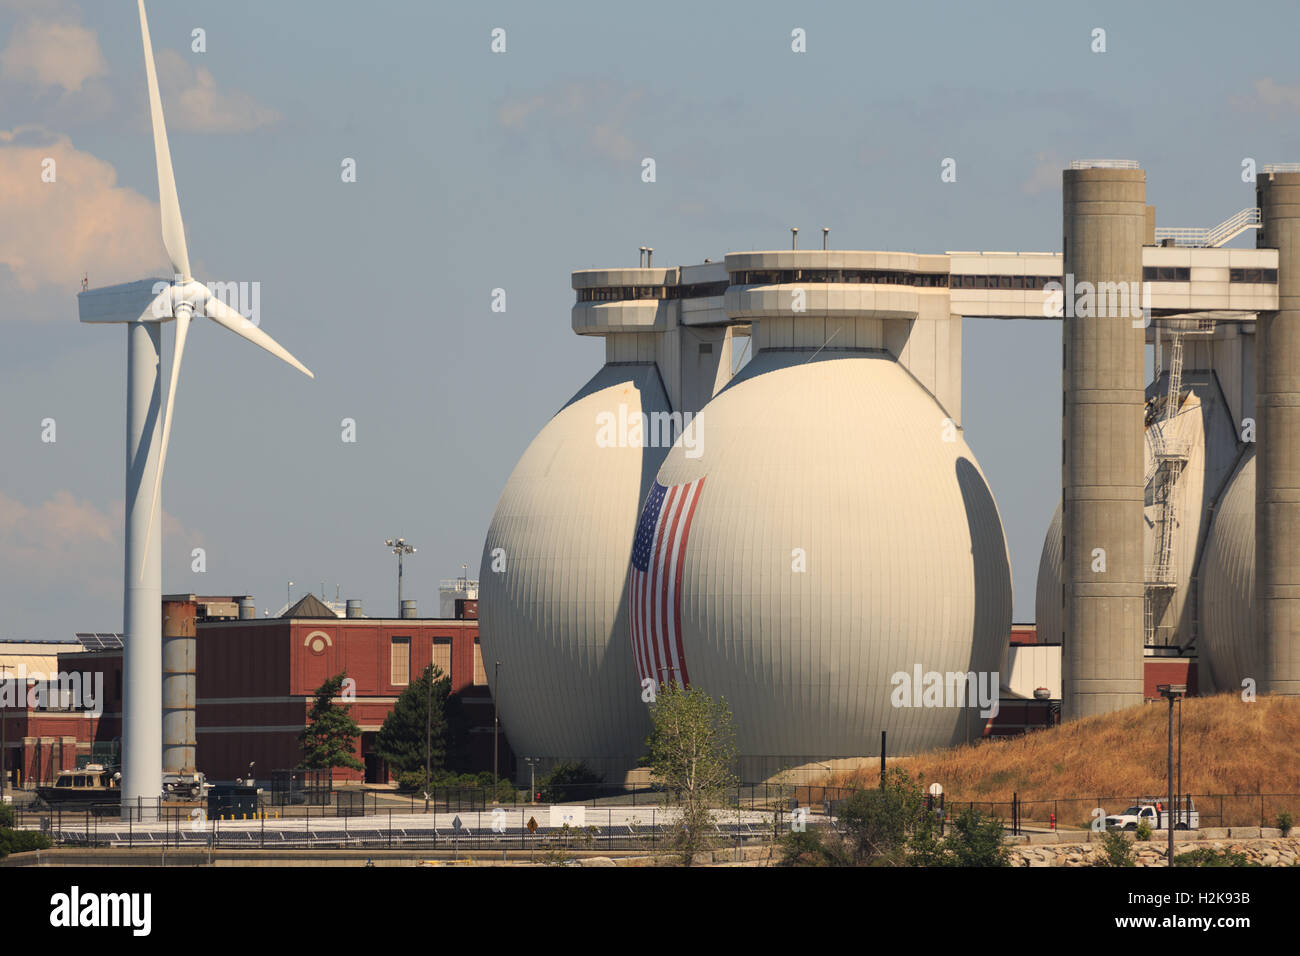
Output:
[
  {"xmin": 197, "ymin": 595, "xmax": 510, "ymax": 783},
  {"xmin": 0, "ymin": 596, "xmax": 514, "ymax": 788}
]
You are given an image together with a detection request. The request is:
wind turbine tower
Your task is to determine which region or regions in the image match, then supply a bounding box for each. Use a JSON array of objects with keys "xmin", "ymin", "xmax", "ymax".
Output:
[{"xmin": 77, "ymin": 1, "xmax": 314, "ymax": 819}]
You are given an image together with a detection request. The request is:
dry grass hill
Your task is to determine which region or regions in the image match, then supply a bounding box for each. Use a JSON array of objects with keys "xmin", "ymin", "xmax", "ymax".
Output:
[{"xmin": 824, "ymin": 693, "xmax": 1300, "ymax": 827}]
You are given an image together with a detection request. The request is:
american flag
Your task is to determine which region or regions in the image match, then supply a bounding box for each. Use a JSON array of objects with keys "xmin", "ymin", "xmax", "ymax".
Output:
[{"xmin": 629, "ymin": 477, "xmax": 706, "ymax": 688}]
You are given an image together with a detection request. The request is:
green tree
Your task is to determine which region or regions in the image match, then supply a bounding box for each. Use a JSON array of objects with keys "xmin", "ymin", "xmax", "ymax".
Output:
[
  {"xmin": 298, "ymin": 672, "xmax": 363, "ymax": 772},
  {"xmin": 376, "ymin": 664, "xmax": 450, "ymax": 782},
  {"xmin": 645, "ymin": 681, "xmax": 738, "ymax": 867}
]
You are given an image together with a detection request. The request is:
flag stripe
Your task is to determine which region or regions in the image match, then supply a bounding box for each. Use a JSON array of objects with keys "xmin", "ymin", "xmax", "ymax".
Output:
[
  {"xmin": 628, "ymin": 476, "xmax": 706, "ymax": 690},
  {"xmin": 671, "ymin": 480, "xmax": 704, "ymax": 685},
  {"xmin": 654, "ymin": 485, "xmax": 684, "ymax": 682}
]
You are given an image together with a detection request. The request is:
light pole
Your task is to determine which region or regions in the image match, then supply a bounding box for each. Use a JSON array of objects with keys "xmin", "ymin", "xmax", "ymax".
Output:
[
  {"xmin": 385, "ymin": 538, "xmax": 416, "ymax": 616},
  {"xmin": 286, "ymin": 581, "xmax": 294, "ymax": 611},
  {"xmin": 492, "ymin": 659, "xmax": 502, "ymax": 803},
  {"xmin": 1158, "ymin": 683, "xmax": 1186, "ymax": 865},
  {"xmin": 1, "ymin": 663, "xmax": 9, "ymax": 797},
  {"xmin": 1177, "ymin": 695, "xmax": 1184, "ymax": 829},
  {"xmin": 424, "ymin": 664, "xmax": 431, "ymax": 813},
  {"xmin": 524, "ymin": 756, "xmax": 539, "ymax": 803}
]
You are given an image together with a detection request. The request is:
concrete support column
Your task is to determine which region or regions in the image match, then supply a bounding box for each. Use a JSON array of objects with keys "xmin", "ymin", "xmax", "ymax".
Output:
[
  {"xmin": 1256, "ymin": 173, "xmax": 1300, "ymax": 695},
  {"xmin": 1061, "ymin": 166, "xmax": 1147, "ymax": 718}
]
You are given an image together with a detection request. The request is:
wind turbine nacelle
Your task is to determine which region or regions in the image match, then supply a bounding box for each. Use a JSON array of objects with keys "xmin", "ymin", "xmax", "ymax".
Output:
[{"xmin": 79, "ymin": 278, "xmax": 182, "ymax": 324}]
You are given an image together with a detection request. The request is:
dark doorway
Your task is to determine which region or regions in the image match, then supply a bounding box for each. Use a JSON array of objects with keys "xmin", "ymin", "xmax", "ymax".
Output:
[{"xmin": 362, "ymin": 733, "xmax": 388, "ymax": 784}]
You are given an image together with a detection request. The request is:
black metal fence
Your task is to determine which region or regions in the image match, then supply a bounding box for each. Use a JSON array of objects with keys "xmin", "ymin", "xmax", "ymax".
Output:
[
  {"xmin": 269, "ymin": 769, "xmax": 332, "ymax": 807},
  {"xmin": 10, "ymin": 787, "xmax": 1298, "ymax": 854},
  {"xmin": 16, "ymin": 804, "xmax": 782, "ymax": 855}
]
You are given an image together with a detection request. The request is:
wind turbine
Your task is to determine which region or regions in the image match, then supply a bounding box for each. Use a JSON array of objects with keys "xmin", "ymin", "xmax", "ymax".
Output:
[{"xmin": 78, "ymin": 0, "xmax": 313, "ymax": 820}]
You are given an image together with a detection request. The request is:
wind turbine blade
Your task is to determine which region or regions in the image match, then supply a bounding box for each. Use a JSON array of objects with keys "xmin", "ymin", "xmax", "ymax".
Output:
[
  {"xmin": 200, "ymin": 291, "xmax": 315, "ymax": 379},
  {"xmin": 138, "ymin": 0, "xmax": 190, "ymax": 280},
  {"xmin": 138, "ymin": 309, "xmax": 191, "ymax": 580}
]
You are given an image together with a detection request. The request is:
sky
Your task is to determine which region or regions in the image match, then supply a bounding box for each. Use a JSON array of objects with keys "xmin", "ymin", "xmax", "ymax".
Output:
[{"xmin": 2, "ymin": 0, "xmax": 1299, "ymax": 639}]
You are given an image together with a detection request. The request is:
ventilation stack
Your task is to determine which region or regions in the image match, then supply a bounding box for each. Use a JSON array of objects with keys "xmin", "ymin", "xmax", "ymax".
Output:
[
  {"xmin": 161, "ymin": 596, "xmax": 197, "ymax": 780},
  {"xmin": 1256, "ymin": 171, "xmax": 1300, "ymax": 694},
  {"xmin": 1061, "ymin": 164, "xmax": 1147, "ymax": 718}
]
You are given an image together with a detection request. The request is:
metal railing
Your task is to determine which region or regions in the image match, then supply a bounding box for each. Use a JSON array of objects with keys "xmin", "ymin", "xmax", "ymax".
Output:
[
  {"xmin": 1154, "ymin": 208, "xmax": 1261, "ymax": 248},
  {"xmin": 1070, "ymin": 159, "xmax": 1141, "ymax": 169}
]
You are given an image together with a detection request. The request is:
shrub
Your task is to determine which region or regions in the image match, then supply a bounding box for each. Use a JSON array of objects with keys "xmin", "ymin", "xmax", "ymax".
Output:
[
  {"xmin": 0, "ymin": 828, "xmax": 52, "ymax": 859},
  {"xmin": 0, "ymin": 803, "xmax": 14, "ymax": 829},
  {"xmin": 1277, "ymin": 810, "xmax": 1293, "ymax": 837},
  {"xmin": 1173, "ymin": 847, "xmax": 1259, "ymax": 867},
  {"xmin": 943, "ymin": 807, "xmax": 1010, "ymax": 867},
  {"xmin": 397, "ymin": 770, "xmax": 429, "ymax": 792},
  {"xmin": 1095, "ymin": 829, "xmax": 1136, "ymax": 867},
  {"xmin": 1134, "ymin": 819, "xmax": 1153, "ymax": 841},
  {"xmin": 838, "ymin": 788, "xmax": 910, "ymax": 864},
  {"xmin": 777, "ymin": 827, "xmax": 846, "ymax": 867},
  {"xmin": 905, "ymin": 807, "xmax": 1009, "ymax": 867},
  {"xmin": 537, "ymin": 762, "xmax": 602, "ymax": 803}
]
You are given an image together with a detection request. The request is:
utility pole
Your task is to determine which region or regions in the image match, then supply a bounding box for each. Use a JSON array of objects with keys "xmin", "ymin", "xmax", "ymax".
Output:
[
  {"xmin": 385, "ymin": 538, "xmax": 416, "ymax": 616},
  {"xmin": 424, "ymin": 664, "xmax": 431, "ymax": 813},
  {"xmin": 493, "ymin": 660, "xmax": 502, "ymax": 803}
]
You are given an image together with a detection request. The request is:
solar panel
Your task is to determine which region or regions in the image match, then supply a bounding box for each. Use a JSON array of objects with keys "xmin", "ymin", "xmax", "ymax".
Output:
[{"xmin": 75, "ymin": 632, "xmax": 124, "ymax": 651}]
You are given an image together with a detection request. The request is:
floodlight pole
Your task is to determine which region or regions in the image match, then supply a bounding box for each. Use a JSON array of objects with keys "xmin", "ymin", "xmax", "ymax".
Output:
[
  {"xmin": 1177, "ymin": 697, "xmax": 1183, "ymax": 829},
  {"xmin": 1158, "ymin": 684, "xmax": 1185, "ymax": 864},
  {"xmin": 385, "ymin": 538, "xmax": 416, "ymax": 616}
]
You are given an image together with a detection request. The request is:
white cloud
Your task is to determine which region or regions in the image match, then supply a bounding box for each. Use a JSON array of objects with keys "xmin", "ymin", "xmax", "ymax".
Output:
[
  {"xmin": 0, "ymin": 488, "xmax": 192, "ymax": 614},
  {"xmin": 1022, "ymin": 151, "xmax": 1065, "ymax": 196},
  {"xmin": 0, "ymin": 17, "xmax": 107, "ymax": 92},
  {"xmin": 497, "ymin": 80, "xmax": 647, "ymax": 162},
  {"xmin": 1230, "ymin": 78, "xmax": 1300, "ymax": 116},
  {"xmin": 155, "ymin": 49, "xmax": 280, "ymax": 133},
  {"xmin": 0, "ymin": 126, "xmax": 165, "ymax": 295}
]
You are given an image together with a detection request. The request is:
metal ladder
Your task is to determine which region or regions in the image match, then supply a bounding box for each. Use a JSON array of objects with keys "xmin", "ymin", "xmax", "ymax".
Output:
[{"xmin": 1143, "ymin": 320, "xmax": 1215, "ymax": 646}]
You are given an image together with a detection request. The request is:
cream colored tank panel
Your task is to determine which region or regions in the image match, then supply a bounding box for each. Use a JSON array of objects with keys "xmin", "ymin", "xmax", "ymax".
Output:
[{"xmin": 643, "ymin": 350, "xmax": 1012, "ymax": 757}]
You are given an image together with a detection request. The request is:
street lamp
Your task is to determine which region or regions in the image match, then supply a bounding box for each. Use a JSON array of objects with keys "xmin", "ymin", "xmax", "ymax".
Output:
[
  {"xmin": 286, "ymin": 580, "xmax": 294, "ymax": 611},
  {"xmin": 1157, "ymin": 683, "xmax": 1187, "ymax": 865},
  {"xmin": 385, "ymin": 538, "xmax": 416, "ymax": 617}
]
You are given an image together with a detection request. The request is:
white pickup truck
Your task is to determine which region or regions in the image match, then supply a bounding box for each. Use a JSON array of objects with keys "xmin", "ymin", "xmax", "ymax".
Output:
[{"xmin": 1105, "ymin": 798, "xmax": 1199, "ymax": 831}]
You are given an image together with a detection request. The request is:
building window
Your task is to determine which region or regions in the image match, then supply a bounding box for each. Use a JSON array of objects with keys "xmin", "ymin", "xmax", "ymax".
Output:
[
  {"xmin": 391, "ymin": 636, "xmax": 410, "ymax": 686},
  {"xmin": 473, "ymin": 640, "xmax": 487, "ymax": 686},
  {"xmin": 433, "ymin": 639, "xmax": 452, "ymax": 683}
]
